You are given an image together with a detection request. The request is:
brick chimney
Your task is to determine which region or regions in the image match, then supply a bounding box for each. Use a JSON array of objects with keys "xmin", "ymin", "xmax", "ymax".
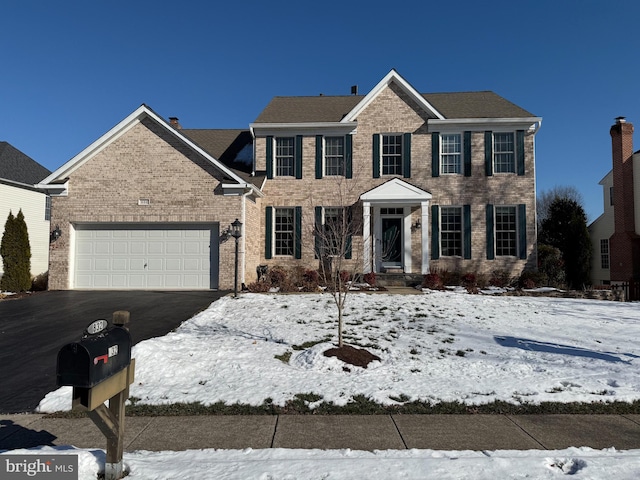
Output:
[
  {"xmin": 609, "ymin": 116, "xmax": 640, "ymax": 281},
  {"xmin": 169, "ymin": 117, "xmax": 181, "ymax": 129}
]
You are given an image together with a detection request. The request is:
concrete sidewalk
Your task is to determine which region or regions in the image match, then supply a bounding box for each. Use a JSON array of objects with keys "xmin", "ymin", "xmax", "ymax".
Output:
[{"xmin": 2, "ymin": 414, "xmax": 640, "ymax": 452}]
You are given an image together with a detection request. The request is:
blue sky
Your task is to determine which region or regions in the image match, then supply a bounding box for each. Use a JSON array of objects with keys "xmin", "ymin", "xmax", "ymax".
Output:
[{"xmin": 2, "ymin": 0, "xmax": 639, "ymax": 222}]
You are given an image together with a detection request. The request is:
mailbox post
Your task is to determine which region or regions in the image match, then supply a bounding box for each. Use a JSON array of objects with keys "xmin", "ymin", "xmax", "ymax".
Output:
[{"xmin": 57, "ymin": 310, "xmax": 135, "ymax": 480}]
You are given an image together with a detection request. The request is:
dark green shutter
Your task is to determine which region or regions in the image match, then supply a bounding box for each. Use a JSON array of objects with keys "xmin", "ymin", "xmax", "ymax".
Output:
[
  {"xmin": 464, "ymin": 131, "xmax": 472, "ymax": 177},
  {"xmin": 372, "ymin": 134, "xmax": 380, "ymax": 178},
  {"xmin": 266, "ymin": 136, "xmax": 274, "ymax": 179},
  {"xmin": 463, "ymin": 204, "xmax": 472, "ymax": 259},
  {"xmin": 315, "ymin": 135, "xmax": 323, "ymax": 179},
  {"xmin": 295, "ymin": 206, "xmax": 302, "ymax": 259},
  {"xmin": 431, "ymin": 132, "xmax": 440, "ymax": 177},
  {"xmin": 431, "ymin": 205, "xmax": 440, "ymax": 260},
  {"xmin": 345, "ymin": 207, "xmax": 353, "ymax": 259},
  {"xmin": 403, "ymin": 133, "xmax": 411, "ymax": 178},
  {"xmin": 484, "ymin": 131, "xmax": 493, "ymax": 176},
  {"xmin": 518, "ymin": 204, "xmax": 527, "ymax": 259},
  {"xmin": 516, "ymin": 130, "xmax": 525, "ymax": 176},
  {"xmin": 486, "ymin": 204, "xmax": 495, "ymax": 260},
  {"xmin": 265, "ymin": 206, "xmax": 273, "ymax": 259},
  {"xmin": 345, "ymin": 134, "xmax": 353, "ymax": 179},
  {"xmin": 314, "ymin": 206, "xmax": 322, "ymax": 258},
  {"xmin": 295, "ymin": 135, "xmax": 303, "ymax": 179}
]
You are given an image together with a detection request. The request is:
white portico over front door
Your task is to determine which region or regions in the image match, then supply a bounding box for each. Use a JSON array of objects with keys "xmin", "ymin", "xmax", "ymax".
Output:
[{"xmin": 360, "ymin": 178, "xmax": 432, "ymax": 274}]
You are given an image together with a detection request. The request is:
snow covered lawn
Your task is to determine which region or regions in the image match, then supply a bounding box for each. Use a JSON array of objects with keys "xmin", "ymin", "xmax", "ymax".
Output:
[{"xmin": 38, "ymin": 291, "xmax": 640, "ymax": 412}]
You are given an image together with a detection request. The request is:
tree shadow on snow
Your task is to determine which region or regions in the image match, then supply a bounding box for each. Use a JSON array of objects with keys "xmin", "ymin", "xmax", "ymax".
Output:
[{"xmin": 494, "ymin": 336, "xmax": 639, "ymax": 364}]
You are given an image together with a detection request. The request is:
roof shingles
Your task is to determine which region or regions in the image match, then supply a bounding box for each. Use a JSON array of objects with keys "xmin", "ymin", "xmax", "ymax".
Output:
[{"xmin": 0, "ymin": 142, "xmax": 50, "ymax": 184}]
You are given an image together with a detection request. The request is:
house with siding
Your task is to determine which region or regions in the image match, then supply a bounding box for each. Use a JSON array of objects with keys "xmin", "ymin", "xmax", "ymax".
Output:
[
  {"xmin": 39, "ymin": 70, "xmax": 541, "ymax": 291},
  {"xmin": 0, "ymin": 142, "xmax": 51, "ymax": 279},
  {"xmin": 589, "ymin": 117, "xmax": 640, "ymax": 285}
]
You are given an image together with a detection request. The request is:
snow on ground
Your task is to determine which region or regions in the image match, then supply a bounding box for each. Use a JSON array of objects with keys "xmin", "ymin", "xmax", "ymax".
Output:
[
  {"xmin": 7, "ymin": 291, "xmax": 640, "ymax": 478},
  {"xmin": 38, "ymin": 291, "xmax": 640, "ymax": 411},
  {"xmin": 4, "ymin": 445, "xmax": 640, "ymax": 479}
]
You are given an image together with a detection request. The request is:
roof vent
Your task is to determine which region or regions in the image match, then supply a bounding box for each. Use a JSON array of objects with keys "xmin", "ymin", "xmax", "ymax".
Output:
[
  {"xmin": 169, "ymin": 117, "xmax": 181, "ymax": 129},
  {"xmin": 351, "ymin": 85, "xmax": 358, "ymax": 95},
  {"xmin": 616, "ymin": 116, "xmax": 626, "ymax": 124}
]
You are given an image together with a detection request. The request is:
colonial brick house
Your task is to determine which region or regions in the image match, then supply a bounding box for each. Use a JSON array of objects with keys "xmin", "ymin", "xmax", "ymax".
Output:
[
  {"xmin": 589, "ymin": 117, "xmax": 640, "ymax": 285},
  {"xmin": 40, "ymin": 70, "xmax": 541, "ymax": 290}
]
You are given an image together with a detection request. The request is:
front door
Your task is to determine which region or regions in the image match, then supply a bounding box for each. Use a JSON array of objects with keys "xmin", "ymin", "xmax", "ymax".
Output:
[{"xmin": 381, "ymin": 217, "xmax": 402, "ymax": 269}]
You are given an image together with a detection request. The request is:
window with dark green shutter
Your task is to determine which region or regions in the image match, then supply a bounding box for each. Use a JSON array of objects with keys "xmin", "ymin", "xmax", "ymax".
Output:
[
  {"xmin": 463, "ymin": 204, "xmax": 471, "ymax": 259},
  {"xmin": 484, "ymin": 132, "xmax": 493, "ymax": 176},
  {"xmin": 464, "ymin": 131, "xmax": 472, "ymax": 177},
  {"xmin": 295, "ymin": 135, "xmax": 303, "ymax": 179},
  {"xmin": 314, "ymin": 206, "xmax": 322, "ymax": 258},
  {"xmin": 431, "ymin": 205, "xmax": 440, "ymax": 260},
  {"xmin": 518, "ymin": 204, "xmax": 527, "ymax": 259},
  {"xmin": 403, "ymin": 133, "xmax": 411, "ymax": 178},
  {"xmin": 345, "ymin": 134, "xmax": 353, "ymax": 179},
  {"xmin": 373, "ymin": 134, "xmax": 380, "ymax": 178},
  {"xmin": 266, "ymin": 136, "xmax": 274, "ymax": 179},
  {"xmin": 431, "ymin": 132, "xmax": 440, "ymax": 177},
  {"xmin": 315, "ymin": 135, "xmax": 323, "ymax": 179},
  {"xmin": 265, "ymin": 206, "xmax": 273, "ymax": 259},
  {"xmin": 516, "ymin": 130, "xmax": 525, "ymax": 176},
  {"xmin": 486, "ymin": 204, "xmax": 495, "ymax": 260},
  {"xmin": 294, "ymin": 206, "xmax": 302, "ymax": 258}
]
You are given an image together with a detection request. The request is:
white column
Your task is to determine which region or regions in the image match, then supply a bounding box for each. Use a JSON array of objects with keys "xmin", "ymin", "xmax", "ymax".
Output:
[
  {"xmin": 421, "ymin": 200, "xmax": 430, "ymax": 274},
  {"xmin": 363, "ymin": 202, "xmax": 372, "ymax": 273}
]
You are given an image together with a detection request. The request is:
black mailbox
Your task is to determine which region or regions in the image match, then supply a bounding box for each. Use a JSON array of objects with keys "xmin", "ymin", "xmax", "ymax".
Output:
[{"xmin": 57, "ymin": 323, "xmax": 132, "ymax": 388}]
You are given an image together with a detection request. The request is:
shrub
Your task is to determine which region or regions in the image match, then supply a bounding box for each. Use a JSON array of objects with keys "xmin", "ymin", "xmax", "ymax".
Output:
[
  {"xmin": 489, "ymin": 270, "xmax": 512, "ymax": 288},
  {"xmin": 363, "ymin": 272, "xmax": 376, "ymax": 286},
  {"xmin": 439, "ymin": 269, "xmax": 461, "ymax": 287},
  {"xmin": 537, "ymin": 244, "xmax": 566, "ymax": 288},
  {"xmin": 461, "ymin": 272, "xmax": 476, "ymax": 288},
  {"xmin": 303, "ymin": 269, "xmax": 319, "ymax": 284},
  {"xmin": 421, "ymin": 273, "xmax": 443, "ymax": 290},
  {"xmin": 267, "ymin": 266, "xmax": 287, "ymax": 287},
  {"xmin": 339, "ymin": 270, "xmax": 351, "ymax": 284},
  {"xmin": 0, "ymin": 210, "xmax": 31, "ymax": 292},
  {"xmin": 518, "ymin": 270, "xmax": 547, "ymax": 289},
  {"xmin": 31, "ymin": 271, "xmax": 48, "ymax": 291},
  {"xmin": 247, "ymin": 280, "xmax": 272, "ymax": 293}
]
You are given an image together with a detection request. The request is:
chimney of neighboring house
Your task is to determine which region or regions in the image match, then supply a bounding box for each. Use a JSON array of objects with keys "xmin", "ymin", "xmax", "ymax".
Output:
[
  {"xmin": 351, "ymin": 85, "xmax": 358, "ymax": 95},
  {"xmin": 169, "ymin": 117, "xmax": 181, "ymax": 129},
  {"xmin": 609, "ymin": 116, "xmax": 640, "ymax": 282}
]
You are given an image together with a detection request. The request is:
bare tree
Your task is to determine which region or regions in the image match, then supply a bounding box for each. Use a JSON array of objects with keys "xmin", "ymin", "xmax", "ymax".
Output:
[{"xmin": 307, "ymin": 172, "xmax": 364, "ymax": 348}]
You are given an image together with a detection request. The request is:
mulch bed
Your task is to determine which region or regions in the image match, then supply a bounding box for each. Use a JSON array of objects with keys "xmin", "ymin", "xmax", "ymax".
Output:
[{"xmin": 323, "ymin": 344, "xmax": 381, "ymax": 369}]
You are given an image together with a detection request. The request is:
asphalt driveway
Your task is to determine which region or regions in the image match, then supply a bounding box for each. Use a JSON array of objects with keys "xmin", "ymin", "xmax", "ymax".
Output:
[{"xmin": 0, "ymin": 290, "xmax": 228, "ymax": 414}]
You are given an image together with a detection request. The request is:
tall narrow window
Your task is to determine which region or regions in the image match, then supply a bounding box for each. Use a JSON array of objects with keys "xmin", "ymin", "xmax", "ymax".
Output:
[
  {"xmin": 495, "ymin": 206, "xmax": 517, "ymax": 256},
  {"xmin": 441, "ymin": 134, "xmax": 461, "ymax": 174},
  {"xmin": 440, "ymin": 207, "xmax": 462, "ymax": 257},
  {"xmin": 275, "ymin": 137, "xmax": 295, "ymax": 176},
  {"xmin": 493, "ymin": 133, "xmax": 515, "ymax": 173},
  {"xmin": 325, "ymin": 137, "xmax": 344, "ymax": 176},
  {"xmin": 45, "ymin": 196, "xmax": 51, "ymax": 221},
  {"xmin": 275, "ymin": 208, "xmax": 295, "ymax": 256},
  {"xmin": 600, "ymin": 239, "xmax": 610, "ymax": 269},
  {"xmin": 323, "ymin": 207, "xmax": 344, "ymax": 256},
  {"xmin": 382, "ymin": 134, "xmax": 403, "ymax": 175}
]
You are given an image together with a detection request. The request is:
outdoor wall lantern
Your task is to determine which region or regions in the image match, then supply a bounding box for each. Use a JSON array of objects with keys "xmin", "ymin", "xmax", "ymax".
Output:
[
  {"xmin": 50, "ymin": 225, "xmax": 62, "ymax": 243},
  {"xmin": 412, "ymin": 219, "xmax": 421, "ymax": 230},
  {"xmin": 230, "ymin": 219, "xmax": 243, "ymax": 297}
]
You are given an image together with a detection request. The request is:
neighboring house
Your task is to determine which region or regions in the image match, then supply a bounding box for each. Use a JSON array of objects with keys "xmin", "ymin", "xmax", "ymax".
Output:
[
  {"xmin": 589, "ymin": 117, "xmax": 640, "ymax": 285},
  {"xmin": 40, "ymin": 70, "xmax": 542, "ymax": 291},
  {"xmin": 0, "ymin": 142, "xmax": 51, "ymax": 278}
]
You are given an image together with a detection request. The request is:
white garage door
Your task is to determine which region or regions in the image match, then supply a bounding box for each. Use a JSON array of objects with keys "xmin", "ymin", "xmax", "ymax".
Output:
[{"xmin": 74, "ymin": 224, "xmax": 219, "ymax": 289}]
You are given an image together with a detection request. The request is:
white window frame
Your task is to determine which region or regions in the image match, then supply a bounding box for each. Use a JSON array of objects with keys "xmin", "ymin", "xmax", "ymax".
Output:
[
  {"xmin": 600, "ymin": 239, "xmax": 610, "ymax": 269},
  {"xmin": 274, "ymin": 207, "xmax": 295, "ymax": 256},
  {"xmin": 440, "ymin": 206, "xmax": 463, "ymax": 257},
  {"xmin": 495, "ymin": 205, "xmax": 517, "ymax": 257},
  {"xmin": 320, "ymin": 206, "xmax": 346, "ymax": 257},
  {"xmin": 275, "ymin": 137, "xmax": 295, "ymax": 177},
  {"xmin": 381, "ymin": 134, "xmax": 403, "ymax": 176},
  {"xmin": 493, "ymin": 132, "xmax": 515, "ymax": 174},
  {"xmin": 324, "ymin": 136, "xmax": 345, "ymax": 176},
  {"xmin": 440, "ymin": 133, "xmax": 462, "ymax": 175}
]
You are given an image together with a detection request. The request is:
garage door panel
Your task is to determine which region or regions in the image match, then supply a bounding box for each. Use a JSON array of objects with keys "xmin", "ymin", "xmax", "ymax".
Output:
[{"xmin": 74, "ymin": 224, "xmax": 218, "ymax": 289}]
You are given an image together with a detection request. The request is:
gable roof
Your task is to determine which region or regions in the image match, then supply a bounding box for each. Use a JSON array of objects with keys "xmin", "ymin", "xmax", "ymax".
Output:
[
  {"xmin": 39, "ymin": 105, "xmax": 261, "ymax": 196},
  {"xmin": 181, "ymin": 129, "xmax": 252, "ymax": 173},
  {"xmin": 253, "ymin": 69, "xmax": 536, "ymax": 124},
  {"xmin": 0, "ymin": 142, "xmax": 50, "ymax": 184}
]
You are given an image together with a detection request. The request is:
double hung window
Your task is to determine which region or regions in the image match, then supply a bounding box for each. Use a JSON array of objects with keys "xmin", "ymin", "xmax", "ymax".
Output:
[
  {"xmin": 275, "ymin": 137, "xmax": 295, "ymax": 177},
  {"xmin": 382, "ymin": 135, "xmax": 403, "ymax": 175},
  {"xmin": 324, "ymin": 137, "xmax": 344, "ymax": 176},
  {"xmin": 440, "ymin": 207, "xmax": 462, "ymax": 257},
  {"xmin": 495, "ymin": 206, "xmax": 517, "ymax": 256},
  {"xmin": 441, "ymin": 134, "xmax": 462, "ymax": 174},
  {"xmin": 274, "ymin": 208, "xmax": 295, "ymax": 256},
  {"xmin": 493, "ymin": 133, "xmax": 515, "ymax": 173},
  {"xmin": 600, "ymin": 239, "xmax": 610, "ymax": 269}
]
